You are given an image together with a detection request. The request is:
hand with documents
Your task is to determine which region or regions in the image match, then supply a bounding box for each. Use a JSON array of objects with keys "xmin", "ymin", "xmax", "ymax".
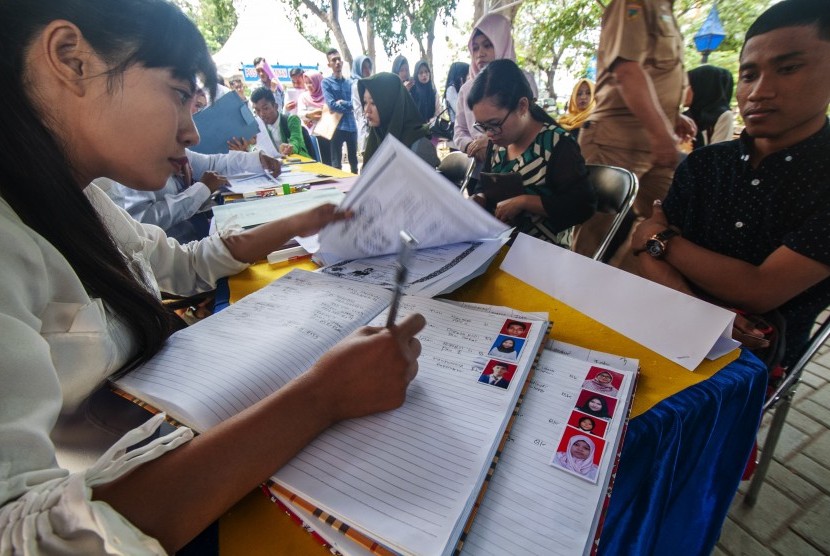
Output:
[{"xmin": 316, "ymin": 136, "xmax": 510, "ymax": 266}]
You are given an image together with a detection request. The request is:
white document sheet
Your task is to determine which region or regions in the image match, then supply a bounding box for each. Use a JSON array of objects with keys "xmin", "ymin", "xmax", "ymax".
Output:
[
  {"xmin": 501, "ymin": 234, "xmax": 739, "ymax": 371},
  {"xmin": 224, "ymin": 172, "xmax": 280, "ymax": 194},
  {"xmin": 211, "ymin": 188, "xmax": 345, "ymax": 231},
  {"xmin": 318, "ymin": 238, "xmax": 508, "ymax": 297},
  {"xmin": 316, "ymin": 136, "xmax": 509, "ymax": 265},
  {"xmin": 276, "ymin": 344, "xmax": 636, "ymax": 556},
  {"xmin": 272, "ymin": 296, "xmax": 548, "ymax": 556},
  {"xmin": 225, "ymin": 171, "xmax": 329, "ymax": 195},
  {"xmin": 463, "ymin": 350, "xmax": 635, "ymax": 556}
]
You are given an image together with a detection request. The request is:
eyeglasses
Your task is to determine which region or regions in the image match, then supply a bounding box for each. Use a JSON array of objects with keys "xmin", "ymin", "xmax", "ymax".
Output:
[{"xmin": 473, "ymin": 108, "xmax": 514, "ymax": 135}]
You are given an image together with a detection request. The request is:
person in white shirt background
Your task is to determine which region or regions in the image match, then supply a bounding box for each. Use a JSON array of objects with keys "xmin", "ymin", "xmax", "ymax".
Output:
[
  {"xmin": 110, "ymin": 148, "xmax": 280, "ymax": 242},
  {"xmin": 284, "ymin": 66, "xmax": 305, "ymax": 116}
]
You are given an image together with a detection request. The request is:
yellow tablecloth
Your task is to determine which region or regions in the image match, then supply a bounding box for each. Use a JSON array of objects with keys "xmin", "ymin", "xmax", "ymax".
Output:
[{"xmin": 229, "ymin": 251, "xmax": 739, "ymax": 418}]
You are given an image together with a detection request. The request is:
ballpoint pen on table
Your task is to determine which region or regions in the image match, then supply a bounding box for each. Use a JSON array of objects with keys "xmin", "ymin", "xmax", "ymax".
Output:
[{"xmin": 386, "ymin": 230, "xmax": 419, "ymax": 328}]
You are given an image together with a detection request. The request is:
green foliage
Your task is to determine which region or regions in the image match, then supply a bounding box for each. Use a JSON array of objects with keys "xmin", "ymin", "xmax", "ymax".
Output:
[
  {"xmin": 283, "ymin": 0, "xmax": 332, "ymax": 49},
  {"xmin": 514, "ymin": 0, "xmax": 602, "ymax": 101},
  {"xmin": 362, "ymin": 0, "xmax": 458, "ymax": 64},
  {"xmin": 676, "ymin": 0, "xmax": 773, "ymax": 83},
  {"xmin": 172, "ymin": 0, "xmax": 238, "ymax": 54}
]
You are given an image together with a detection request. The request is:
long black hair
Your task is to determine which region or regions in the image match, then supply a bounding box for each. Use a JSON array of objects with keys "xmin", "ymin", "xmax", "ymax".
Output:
[
  {"xmin": 444, "ymin": 62, "xmax": 470, "ymax": 97},
  {"xmin": 578, "ymin": 396, "xmax": 610, "ymax": 419},
  {"xmin": 0, "ymin": 0, "xmax": 217, "ymax": 362},
  {"xmin": 467, "ymin": 59, "xmax": 554, "ymax": 125}
]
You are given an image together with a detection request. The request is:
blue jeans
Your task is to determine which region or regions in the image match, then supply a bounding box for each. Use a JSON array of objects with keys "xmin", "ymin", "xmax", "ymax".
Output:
[{"xmin": 330, "ymin": 129, "xmax": 358, "ymax": 174}]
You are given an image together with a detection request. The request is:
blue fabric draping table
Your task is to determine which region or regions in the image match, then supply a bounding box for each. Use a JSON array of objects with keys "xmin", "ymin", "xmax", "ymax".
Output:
[{"xmin": 600, "ymin": 349, "xmax": 766, "ymax": 555}]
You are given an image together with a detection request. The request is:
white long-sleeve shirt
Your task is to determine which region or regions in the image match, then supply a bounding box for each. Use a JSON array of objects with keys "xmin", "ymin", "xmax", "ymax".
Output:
[
  {"xmin": 114, "ymin": 149, "xmax": 264, "ymax": 241},
  {"xmin": 0, "ymin": 185, "xmax": 248, "ymax": 554}
]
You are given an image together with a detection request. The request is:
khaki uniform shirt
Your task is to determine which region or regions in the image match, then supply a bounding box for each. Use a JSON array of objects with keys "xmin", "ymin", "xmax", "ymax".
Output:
[{"xmin": 587, "ymin": 0, "xmax": 686, "ymax": 152}]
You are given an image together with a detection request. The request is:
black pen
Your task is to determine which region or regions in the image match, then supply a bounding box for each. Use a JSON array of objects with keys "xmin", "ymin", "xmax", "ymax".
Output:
[{"xmin": 386, "ymin": 230, "xmax": 419, "ymax": 328}]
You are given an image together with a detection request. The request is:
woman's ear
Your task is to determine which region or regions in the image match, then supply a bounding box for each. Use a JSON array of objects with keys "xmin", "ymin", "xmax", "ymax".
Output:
[
  {"xmin": 518, "ymin": 96, "xmax": 530, "ymax": 116},
  {"xmin": 36, "ymin": 20, "xmax": 100, "ymax": 98}
]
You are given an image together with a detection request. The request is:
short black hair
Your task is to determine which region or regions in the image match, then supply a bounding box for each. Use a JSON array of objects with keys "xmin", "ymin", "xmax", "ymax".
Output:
[
  {"xmin": 746, "ymin": 0, "xmax": 830, "ymax": 43},
  {"xmin": 250, "ymin": 86, "xmax": 276, "ymax": 105},
  {"xmin": 253, "ymin": 56, "xmax": 265, "ymax": 66},
  {"xmin": 289, "ymin": 66, "xmax": 304, "ymax": 77},
  {"xmin": 468, "ymin": 59, "xmax": 531, "ymax": 111},
  {"xmin": 326, "ymin": 48, "xmax": 340, "ymax": 58}
]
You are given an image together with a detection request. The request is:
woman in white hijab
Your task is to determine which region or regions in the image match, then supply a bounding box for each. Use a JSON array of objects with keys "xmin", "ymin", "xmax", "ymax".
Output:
[
  {"xmin": 555, "ymin": 435, "xmax": 599, "ymax": 480},
  {"xmin": 581, "ymin": 370, "xmax": 619, "ymax": 397}
]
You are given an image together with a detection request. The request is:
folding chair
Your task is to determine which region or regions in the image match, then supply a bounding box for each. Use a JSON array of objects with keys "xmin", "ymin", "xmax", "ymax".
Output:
[
  {"xmin": 586, "ymin": 164, "xmax": 638, "ymax": 263},
  {"xmin": 437, "ymin": 151, "xmax": 475, "ymax": 195},
  {"xmin": 744, "ymin": 313, "xmax": 830, "ymax": 506}
]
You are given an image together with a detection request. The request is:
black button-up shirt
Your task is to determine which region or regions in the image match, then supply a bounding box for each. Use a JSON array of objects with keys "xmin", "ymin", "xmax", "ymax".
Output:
[{"xmin": 664, "ymin": 120, "xmax": 830, "ymax": 365}]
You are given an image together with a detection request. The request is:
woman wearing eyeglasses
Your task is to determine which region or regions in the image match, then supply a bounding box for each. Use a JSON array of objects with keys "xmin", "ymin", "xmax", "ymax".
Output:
[{"xmin": 467, "ymin": 60, "xmax": 596, "ymax": 248}]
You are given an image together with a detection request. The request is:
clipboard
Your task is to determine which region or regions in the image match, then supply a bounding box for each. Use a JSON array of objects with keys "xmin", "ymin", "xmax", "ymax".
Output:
[{"xmin": 190, "ymin": 92, "xmax": 259, "ymax": 154}]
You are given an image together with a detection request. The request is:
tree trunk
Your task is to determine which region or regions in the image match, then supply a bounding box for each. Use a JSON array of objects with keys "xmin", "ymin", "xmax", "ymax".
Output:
[
  {"xmin": 300, "ymin": 0, "xmax": 353, "ymax": 67},
  {"xmin": 425, "ymin": 23, "xmax": 435, "ymax": 70},
  {"xmin": 366, "ymin": 13, "xmax": 376, "ymax": 64},
  {"xmin": 473, "ymin": 0, "xmax": 485, "ymax": 25}
]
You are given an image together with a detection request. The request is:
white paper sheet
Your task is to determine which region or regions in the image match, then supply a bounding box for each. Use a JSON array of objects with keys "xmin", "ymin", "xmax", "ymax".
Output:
[
  {"xmin": 211, "ymin": 188, "xmax": 345, "ymax": 231},
  {"xmin": 273, "ymin": 295, "xmax": 548, "ymax": 556},
  {"xmin": 317, "ymin": 238, "xmax": 508, "ymax": 297},
  {"xmin": 501, "ymin": 234, "xmax": 739, "ymax": 371},
  {"xmin": 316, "ymin": 136, "xmax": 509, "ymax": 265},
  {"xmin": 463, "ymin": 351, "xmax": 635, "ymax": 556}
]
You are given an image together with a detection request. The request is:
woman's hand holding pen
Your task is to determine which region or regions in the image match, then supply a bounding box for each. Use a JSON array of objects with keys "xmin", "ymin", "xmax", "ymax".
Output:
[{"xmin": 307, "ymin": 313, "xmax": 426, "ymax": 422}]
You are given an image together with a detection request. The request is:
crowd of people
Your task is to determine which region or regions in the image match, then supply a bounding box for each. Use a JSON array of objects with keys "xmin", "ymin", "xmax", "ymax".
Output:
[{"xmin": 1, "ymin": 0, "xmax": 829, "ymax": 553}]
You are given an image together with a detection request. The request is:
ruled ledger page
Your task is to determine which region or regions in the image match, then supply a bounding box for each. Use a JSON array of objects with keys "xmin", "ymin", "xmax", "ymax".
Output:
[
  {"xmin": 272, "ymin": 296, "xmax": 548, "ymax": 556},
  {"xmin": 115, "ymin": 270, "xmax": 389, "ymax": 430}
]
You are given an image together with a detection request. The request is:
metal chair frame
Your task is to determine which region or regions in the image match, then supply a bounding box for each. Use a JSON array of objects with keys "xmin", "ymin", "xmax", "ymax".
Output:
[
  {"xmin": 744, "ymin": 314, "xmax": 830, "ymax": 506},
  {"xmin": 437, "ymin": 151, "xmax": 475, "ymax": 195},
  {"xmin": 586, "ymin": 164, "xmax": 639, "ymax": 263}
]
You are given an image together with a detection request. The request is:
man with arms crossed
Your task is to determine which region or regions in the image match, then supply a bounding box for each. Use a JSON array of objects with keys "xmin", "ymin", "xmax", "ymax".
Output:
[{"xmin": 633, "ymin": 0, "xmax": 830, "ymax": 371}]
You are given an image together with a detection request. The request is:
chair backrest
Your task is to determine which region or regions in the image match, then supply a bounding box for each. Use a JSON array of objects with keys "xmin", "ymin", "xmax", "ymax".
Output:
[
  {"xmin": 437, "ymin": 151, "xmax": 475, "ymax": 193},
  {"xmin": 586, "ymin": 164, "xmax": 639, "ymax": 262}
]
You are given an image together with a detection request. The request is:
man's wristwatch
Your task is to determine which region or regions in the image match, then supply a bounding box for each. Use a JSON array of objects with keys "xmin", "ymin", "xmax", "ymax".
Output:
[{"xmin": 642, "ymin": 228, "xmax": 679, "ymax": 259}]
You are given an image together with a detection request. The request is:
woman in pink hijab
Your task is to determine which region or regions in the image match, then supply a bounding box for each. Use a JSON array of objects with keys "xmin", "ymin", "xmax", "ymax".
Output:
[
  {"xmin": 453, "ymin": 13, "xmax": 538, "ymax": 169},
  {"xmin": 298, "ymin": 71, "xmax": 332, "ymax": 165},
  {"xmin": 254, "ymin": 57, "xmax": 285, "ymax": 110}
]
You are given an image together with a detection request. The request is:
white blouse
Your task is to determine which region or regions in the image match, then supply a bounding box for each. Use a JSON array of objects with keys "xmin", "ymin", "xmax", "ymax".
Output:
[{"xmin": 0, "ymin": 185, "xmax": 248, "ymax": 554}]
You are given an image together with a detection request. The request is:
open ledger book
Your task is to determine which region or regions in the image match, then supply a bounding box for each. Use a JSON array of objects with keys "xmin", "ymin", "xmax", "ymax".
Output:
[
  {"xmin": 114, "ymin": 269, "xmax": 550, "ymax": 555},
  {"xmin": 268, "ymin": 336, "xmax": 638, "ymax": 556}
]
